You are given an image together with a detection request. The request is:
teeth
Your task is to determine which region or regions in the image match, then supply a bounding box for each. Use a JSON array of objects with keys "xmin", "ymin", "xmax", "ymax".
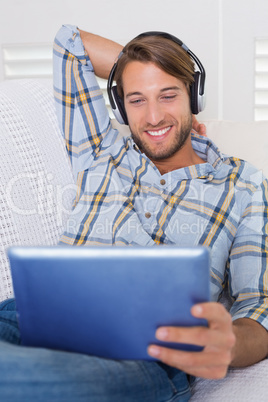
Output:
[{"xmin": 147, "ymin": 126, "xmax": 171, "ymax": 136}]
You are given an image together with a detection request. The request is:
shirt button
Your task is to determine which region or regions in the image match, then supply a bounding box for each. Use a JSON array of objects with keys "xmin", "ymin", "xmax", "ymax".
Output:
[
  {"xmin": 160, "ymin": 179, "xmax": 166, "ymax": 185},
  {"xmin": 145, "ymin": 212, "xmax": 151, "ymax": 219}
]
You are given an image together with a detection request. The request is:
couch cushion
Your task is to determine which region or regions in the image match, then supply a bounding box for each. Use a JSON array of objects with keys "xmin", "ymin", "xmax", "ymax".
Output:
[{"xmin": 190, "ymin": 358, "xmax": 268, "ymax": 401}]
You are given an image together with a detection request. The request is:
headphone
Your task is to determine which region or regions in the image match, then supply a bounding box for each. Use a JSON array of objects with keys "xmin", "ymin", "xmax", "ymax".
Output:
[{"xmin": 107, "ymin": 31, "xmax": 206, "ymax": 125}]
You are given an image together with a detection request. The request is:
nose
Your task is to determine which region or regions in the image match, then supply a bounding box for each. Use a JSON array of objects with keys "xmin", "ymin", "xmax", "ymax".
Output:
[{"xmin": 146, "ymin": 101, "xmax": 165, "ymax": 126}]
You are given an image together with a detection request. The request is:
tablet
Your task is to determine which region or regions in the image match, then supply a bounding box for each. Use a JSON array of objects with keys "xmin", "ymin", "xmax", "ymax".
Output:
[{"xmin": 8, "ymin": 245, "xmax": 210, "ymax": 360}]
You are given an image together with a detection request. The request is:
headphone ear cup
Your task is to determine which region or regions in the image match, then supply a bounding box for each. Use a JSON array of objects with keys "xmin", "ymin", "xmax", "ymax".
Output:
[
  {"xmin": 111, "ymin": 86, "xmax": 128, "ymax": 125},
  {"xmin": 190, "ymin": 72, "xmax": 200, "ymax": 115}
]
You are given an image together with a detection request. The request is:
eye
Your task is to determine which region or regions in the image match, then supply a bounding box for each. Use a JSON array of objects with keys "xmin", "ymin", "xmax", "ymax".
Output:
[
  {"xmin": 161, "ymin": 94, "xmax": 177, "ymax": 102},
  {"xmin": 130, "ymin": 99, "xmax": 141, "ymax": 104},
  {"xmin": 129, "ymin": 98, "xmax": 145, "ymax": 105}
]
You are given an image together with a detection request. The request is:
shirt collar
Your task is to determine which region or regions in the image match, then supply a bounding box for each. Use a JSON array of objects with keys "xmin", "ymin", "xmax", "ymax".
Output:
[{"xmin": 126, "ymin": 131, "xmax": 224, "ymax": 181}]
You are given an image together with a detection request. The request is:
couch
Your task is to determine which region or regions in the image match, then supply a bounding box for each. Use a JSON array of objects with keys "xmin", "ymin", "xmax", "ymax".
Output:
[{"xmin": 0, "ymin": 78, "xmax": 267, "ymax": 401}]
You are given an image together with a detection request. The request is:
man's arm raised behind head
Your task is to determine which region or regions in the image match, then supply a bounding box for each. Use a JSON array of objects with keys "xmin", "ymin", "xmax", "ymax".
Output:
[
  {"xmin": 79, "ymin": 29, "xmax": 123, "ymax": 79},
  {"xmin": 53, "ymin": 25, "xmax": 121, "ymax": 176}
]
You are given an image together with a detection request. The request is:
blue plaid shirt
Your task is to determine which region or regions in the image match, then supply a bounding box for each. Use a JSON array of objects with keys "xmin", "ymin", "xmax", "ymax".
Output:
[{"xmin": 53, "ymin": 25, "xmax": 268, "ymax": 329}]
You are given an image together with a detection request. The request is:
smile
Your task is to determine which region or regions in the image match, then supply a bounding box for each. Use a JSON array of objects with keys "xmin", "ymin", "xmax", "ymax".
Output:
[{"xmin": 146, "ymin": 126, "xmax": 171, "ymax": 137}]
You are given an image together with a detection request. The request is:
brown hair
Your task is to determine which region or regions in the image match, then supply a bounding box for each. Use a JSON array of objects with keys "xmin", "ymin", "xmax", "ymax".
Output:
[{"xmin": 114, "ymin": 34, "xmax": 195, "ymax": 99}]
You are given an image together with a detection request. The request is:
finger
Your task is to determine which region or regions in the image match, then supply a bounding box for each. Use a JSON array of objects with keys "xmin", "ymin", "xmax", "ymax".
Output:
[
  {"xmin": 191, "ymin": 304, "xmax": 236, "ymax": 349},
  {"xmin": 148, "ymin": 344, "xmax": 232, "ymax": 368},
  {"xmin": 191, "ymin": 303, "xmax": 233, "ymax": 330},
  {"xmin": 147, "ymin": 345, "xmax": 231, "ymax": 379},
  {"xmin": 155, "ymin": 325, "xmax": 229, "ymax": 348},
  {"xmin": 198, "ymin": 123, "xmax": 207, "ymax": 136}
]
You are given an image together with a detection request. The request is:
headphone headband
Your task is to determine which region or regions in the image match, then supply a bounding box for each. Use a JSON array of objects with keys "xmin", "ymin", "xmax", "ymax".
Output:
[
  {"xmin": 133, "ymin": 31, "xmax": 206, "ymax": 96},
  {"xmin": 107, "ymin": 31, "xmax": 206, "ymax": 124}
]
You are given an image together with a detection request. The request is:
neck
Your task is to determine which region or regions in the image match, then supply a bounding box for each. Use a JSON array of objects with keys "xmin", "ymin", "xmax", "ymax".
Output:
[{"xmin": 151, "ymin": 137, "xmax": 205, "ymax": 175}]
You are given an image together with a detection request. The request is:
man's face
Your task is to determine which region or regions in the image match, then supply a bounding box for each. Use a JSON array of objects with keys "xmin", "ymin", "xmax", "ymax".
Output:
[{"xmin": 122, "ymin": 61, "xmax": 192, "ymax": 164}]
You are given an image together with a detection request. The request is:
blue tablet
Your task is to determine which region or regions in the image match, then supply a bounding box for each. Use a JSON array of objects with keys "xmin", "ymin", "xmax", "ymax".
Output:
[{"xmin": 8, "ymin": 246, "xmax": 210, "ymax": 360}]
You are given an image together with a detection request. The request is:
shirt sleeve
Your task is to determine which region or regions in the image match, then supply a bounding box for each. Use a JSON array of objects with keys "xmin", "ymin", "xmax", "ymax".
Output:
[
  {"xmin": 228, "ymin": 171, "xmax": 268, "ymax": 330},
  {"xmin": 53, "ymin": 24, "xmax": 114, "ymax": 179}
]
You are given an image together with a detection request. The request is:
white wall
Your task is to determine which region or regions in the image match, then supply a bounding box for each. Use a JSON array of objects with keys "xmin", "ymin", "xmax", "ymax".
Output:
[{"xmin": 0, "ymin": 0, "xmax": 267, "ymax": 121}]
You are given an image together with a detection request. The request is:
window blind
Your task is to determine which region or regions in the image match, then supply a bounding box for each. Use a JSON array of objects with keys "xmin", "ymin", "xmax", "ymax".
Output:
[
  {"xmin": 2, "ymin": 43, "xmax": 112, "ymax": 115},
  {"xmin": 2, "ymin": 43, "xmax": 53, "ymax": 79},
  {"xmin": 255, "ymin": 38, "xmax": 268, "ymax": 121}
]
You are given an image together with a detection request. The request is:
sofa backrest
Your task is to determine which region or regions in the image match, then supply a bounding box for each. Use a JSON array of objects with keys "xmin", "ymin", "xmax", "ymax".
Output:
[{"xmin": 0, "ymin": 79, "xmax": 75, "ymax": 301}]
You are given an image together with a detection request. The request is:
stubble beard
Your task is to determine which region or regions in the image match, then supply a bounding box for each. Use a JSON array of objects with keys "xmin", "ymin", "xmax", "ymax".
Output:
[{"xmin": 130, "ymin": 114, "xmax": 193, "ymax": 161}]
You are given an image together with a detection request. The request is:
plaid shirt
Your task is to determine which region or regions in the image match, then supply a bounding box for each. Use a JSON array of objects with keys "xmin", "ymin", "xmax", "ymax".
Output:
[{"xmin": 53, "ymin": 25, "xmax": 268, "ymax": 329}]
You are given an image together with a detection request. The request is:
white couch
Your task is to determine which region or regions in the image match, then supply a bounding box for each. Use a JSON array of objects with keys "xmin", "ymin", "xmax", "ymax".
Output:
[{"xmin": 0, "ymin": 78, "xmax": 267, "ymax": 401}]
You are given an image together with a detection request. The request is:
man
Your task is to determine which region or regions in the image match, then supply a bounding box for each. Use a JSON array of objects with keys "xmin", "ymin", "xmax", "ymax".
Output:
[
  {"xmin": 0, "ymin": 24, "xmax": 267, "ymax": 401},
  {"xmin": 54, "ymin": 22, "xmax": 268, "ymax": 390}
]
